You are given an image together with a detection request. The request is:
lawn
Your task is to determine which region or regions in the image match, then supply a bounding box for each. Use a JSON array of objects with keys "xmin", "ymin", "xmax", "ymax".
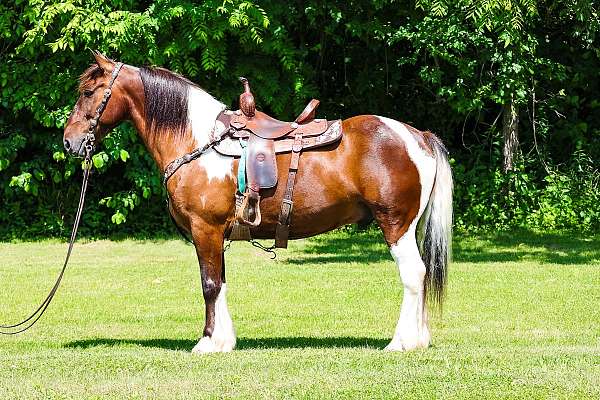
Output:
[{"xmin": 0, "ymin": 230, "xmax": 599, "ymax": 399}]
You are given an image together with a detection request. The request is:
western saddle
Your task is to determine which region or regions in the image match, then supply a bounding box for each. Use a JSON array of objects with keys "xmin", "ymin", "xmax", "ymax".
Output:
[{"xmin": 212, "ymin": 77, "xmax": 343, "ymax": 248}]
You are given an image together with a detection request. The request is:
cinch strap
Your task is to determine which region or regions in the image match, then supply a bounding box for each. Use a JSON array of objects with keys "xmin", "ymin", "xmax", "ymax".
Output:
[{"xmin": 238, "ymin": 139, "xmax": 247, "ymax": 194}]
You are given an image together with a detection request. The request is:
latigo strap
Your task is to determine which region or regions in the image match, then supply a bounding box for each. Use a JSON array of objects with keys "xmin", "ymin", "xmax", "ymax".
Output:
[{"xmin": 275, "ymin": 133, "xmax": 303, "ymax": 248}]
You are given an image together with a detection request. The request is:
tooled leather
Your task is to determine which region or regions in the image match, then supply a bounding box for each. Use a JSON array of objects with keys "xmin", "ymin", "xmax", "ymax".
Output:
[{"xmin": 213, "ymin": 120, "xmax": 343, "ymax": 157}]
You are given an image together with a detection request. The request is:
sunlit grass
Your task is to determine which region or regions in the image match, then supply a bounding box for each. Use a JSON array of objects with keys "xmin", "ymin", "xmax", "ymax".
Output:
[{"xmin": 0, "ymin": 231, "xmax": 599, "ymax": 399}]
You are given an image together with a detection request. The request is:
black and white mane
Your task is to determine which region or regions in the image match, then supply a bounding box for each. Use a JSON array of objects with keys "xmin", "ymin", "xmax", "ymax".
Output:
[{"xmin": 139, "ymin": 67, "xmax": 195, "ymax": 139}]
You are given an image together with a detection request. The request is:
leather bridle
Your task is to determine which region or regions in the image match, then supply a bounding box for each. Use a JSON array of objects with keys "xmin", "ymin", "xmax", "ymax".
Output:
[
  {"xmin": 82, "ymin": 62, "xmax": 124, "ymax": 155},
  {"xmin": 0, "ymin": 62, "xmax": 124, "ymax": 335}
]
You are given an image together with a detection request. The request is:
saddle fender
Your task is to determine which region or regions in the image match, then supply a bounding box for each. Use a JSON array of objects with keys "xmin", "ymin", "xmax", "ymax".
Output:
[{"xmin": 246, "ymin": 134, "xmax": 278, "ymax": 190}]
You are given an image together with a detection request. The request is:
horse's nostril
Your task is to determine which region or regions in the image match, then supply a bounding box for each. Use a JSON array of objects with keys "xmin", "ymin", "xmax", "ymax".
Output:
[{"xmin": 64, "ymin": 140, "xmax": 71, "ymax": 151}]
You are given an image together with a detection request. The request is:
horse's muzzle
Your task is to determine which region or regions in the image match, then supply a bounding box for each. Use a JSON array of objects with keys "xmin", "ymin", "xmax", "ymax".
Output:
[{"xmin": 64, "ymin": 136, "xmax": 87, "ymax": 157}]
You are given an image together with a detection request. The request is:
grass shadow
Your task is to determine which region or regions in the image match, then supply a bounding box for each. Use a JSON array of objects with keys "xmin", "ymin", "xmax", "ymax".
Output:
[
  {"xmin": 287, "ymin": 229, "xmax": 390, "ymax": 265},
  {"xmin": 63, "ymin": 336, "xmax": 389, "ymax": 351},
  {"xmin": 290, "ymin": 227, "xmax": 600, "ymax": 265},
  {"xmin": 237, "ymin": 336, "xmax": 388, "ymax": 349}
]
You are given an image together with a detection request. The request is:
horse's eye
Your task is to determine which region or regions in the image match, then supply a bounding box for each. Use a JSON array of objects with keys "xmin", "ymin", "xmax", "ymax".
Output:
[{"xmin": 83, "ymin": 90, "xmax": 93, "ymax": 97}]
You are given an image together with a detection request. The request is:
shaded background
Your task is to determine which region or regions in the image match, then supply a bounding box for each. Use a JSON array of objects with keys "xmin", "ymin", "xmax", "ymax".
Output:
[{"xmin": 0, "ymin": 0, "xmax": 598, "ymax": 239}]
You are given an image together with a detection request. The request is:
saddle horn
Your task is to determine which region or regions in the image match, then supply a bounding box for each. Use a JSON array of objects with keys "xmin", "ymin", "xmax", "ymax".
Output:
[{"xmin": 239, "ymin": 77, "xmax": 255, "ymax": 118}]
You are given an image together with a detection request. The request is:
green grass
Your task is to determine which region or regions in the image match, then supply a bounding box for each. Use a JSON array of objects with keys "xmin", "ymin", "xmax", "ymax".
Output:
[{"xmin": 0, "ymin": 231, "xmax": 599, "ymax": 399}]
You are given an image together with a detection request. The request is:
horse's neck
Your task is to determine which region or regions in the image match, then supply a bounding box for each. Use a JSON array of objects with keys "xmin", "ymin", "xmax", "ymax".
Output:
[{"xmin": 132, "ymin": 85, "xmax": 225, "ymax": 172}]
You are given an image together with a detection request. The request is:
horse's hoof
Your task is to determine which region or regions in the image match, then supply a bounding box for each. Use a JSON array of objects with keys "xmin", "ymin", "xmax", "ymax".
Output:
[
  {"xmin": 191, "ymin": 336, "xmax": 235, "ymax": 354},
  {"xmin": 384, "ymin": 336, "xmax": 430, "ymax": 352},
  {"xmin": 384, "ymin": 341, "xmax": 407, "ymax": 352},
  {"xmin": 192, "ymin": 337, "xmax": 217, "ymax": 354}
]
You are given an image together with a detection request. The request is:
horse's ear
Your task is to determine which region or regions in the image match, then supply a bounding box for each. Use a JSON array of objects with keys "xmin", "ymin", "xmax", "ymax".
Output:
[{"xmin": 92, "ymin": 50, "xmax": 114, "ymax": 73}]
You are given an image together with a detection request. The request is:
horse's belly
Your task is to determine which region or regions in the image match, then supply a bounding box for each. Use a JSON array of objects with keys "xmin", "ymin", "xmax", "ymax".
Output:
[{"xmin": 248, "ymin": 136, "xmax": 371, "ymax": 240}]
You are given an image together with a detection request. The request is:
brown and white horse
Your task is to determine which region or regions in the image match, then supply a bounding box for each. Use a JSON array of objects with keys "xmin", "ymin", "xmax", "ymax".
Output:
[{"xmin": 64, "ymin": 53, "xmax": 453, "ymax": 353}]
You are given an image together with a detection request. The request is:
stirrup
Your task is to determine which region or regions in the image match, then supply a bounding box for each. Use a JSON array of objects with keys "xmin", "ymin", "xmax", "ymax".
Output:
[{"xmin": 235, "ymin": 190, "xmax": 262, "ymax": 227}]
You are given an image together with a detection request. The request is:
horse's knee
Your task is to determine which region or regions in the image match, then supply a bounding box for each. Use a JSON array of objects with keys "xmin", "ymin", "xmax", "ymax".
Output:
[{"xmin": 202, "ymin": 277, "xmax": 222, "ymax": 301}]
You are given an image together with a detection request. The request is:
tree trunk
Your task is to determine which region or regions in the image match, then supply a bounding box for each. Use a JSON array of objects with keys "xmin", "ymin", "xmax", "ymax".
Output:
[{"xmin": 502, "ymin": 95, "xmax": 519, "ymax": 172}]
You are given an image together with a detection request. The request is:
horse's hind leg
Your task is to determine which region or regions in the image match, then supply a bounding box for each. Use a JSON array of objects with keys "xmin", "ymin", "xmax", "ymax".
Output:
[
  {"xmin": 385, "ymin": 224, "xmax": 430, "ymax": 351},
  {"xmin": 190, "ymin": 224, "xmax": 236, "ymax": 354},
  {"xmin": 367, "ymin": 118, "xmax": 437, "ymax": 350}
]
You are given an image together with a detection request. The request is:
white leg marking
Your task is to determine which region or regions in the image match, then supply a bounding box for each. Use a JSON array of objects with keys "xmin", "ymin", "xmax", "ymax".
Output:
[
  {"xmin": 187, "ymin": 87, "xmax": 233, "ymax": 182},
  {"xmin": 192, "ymin": 283, "xmax": 236, "ymax": 354},
  {"xmin": 377, "ymin": 117, "xmax": 437, "ymax": 351},
  {"xmin": 386, "ymin": 228, "xmax": 431, "ymax": 351}
]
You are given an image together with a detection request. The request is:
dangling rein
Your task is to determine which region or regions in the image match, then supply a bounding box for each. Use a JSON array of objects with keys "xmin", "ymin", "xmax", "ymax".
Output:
[{"xmin": 0, "ymin": 63, "xmax": 124, "ymax": 335}]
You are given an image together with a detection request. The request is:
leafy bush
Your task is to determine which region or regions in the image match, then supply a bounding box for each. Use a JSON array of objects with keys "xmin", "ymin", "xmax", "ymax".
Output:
[
  {"xmin": 0, "ymin": 0, "xmax": 598, "ymax": 239},
  {"xmin": 453, "ymin": 149, "xmax": 599, "ymax": 233}
]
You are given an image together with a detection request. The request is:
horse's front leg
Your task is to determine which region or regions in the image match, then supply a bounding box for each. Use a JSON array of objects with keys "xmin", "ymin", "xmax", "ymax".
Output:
[{"xmin": 190, "ymin": 224, "xmax": 236, "ymax": 354}]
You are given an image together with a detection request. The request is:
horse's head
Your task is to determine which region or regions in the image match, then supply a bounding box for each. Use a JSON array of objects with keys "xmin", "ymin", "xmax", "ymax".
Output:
[{"xmin": 63, "ymin": 52, "xmax": 130, "ymax": 156}]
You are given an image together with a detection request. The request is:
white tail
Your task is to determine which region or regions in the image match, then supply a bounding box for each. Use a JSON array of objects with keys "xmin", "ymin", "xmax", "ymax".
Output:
[{"xmin": 418, "ymin": 134, "xmax": 453, "ymax": 307}]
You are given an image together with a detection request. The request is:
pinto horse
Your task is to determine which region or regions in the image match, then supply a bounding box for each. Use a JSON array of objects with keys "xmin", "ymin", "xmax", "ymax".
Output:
[{"xmin": 63, "ymin": 53, "xmax": 452, "ymax": 353}]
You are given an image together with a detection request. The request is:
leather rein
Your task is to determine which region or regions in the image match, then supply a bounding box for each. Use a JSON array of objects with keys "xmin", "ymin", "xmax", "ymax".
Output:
[{"xmin": 0, "ymin": 63, "xmax": 124, "ymax": 335}]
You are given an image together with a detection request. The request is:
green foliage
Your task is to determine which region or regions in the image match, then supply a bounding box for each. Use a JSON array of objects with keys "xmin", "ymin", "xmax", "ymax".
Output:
[
  {"xmin": 394, "ymin": 0, "xmax": 550, "ymax": 114},
  {"xmin": 453, "ymin": 149, "xmax": 600, "ymax": 233},
  {"xmin": 0, "ymin": 0, "xmax": 598, "ymax": 239}
]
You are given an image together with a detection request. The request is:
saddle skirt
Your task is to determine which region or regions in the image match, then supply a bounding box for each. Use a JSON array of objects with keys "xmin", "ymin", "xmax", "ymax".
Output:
[
  {"xmin": 214, "ymin": 119, "xmax": 343, "ymax": 158},
  {"xmin": 214, "ymin": 118, "xmax": 342, "ymax": 191}
]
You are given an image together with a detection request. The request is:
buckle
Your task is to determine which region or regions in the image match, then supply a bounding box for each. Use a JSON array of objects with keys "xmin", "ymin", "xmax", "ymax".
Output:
[
  {"xmin": 292, "ymin": 134, "xmax": 303, "ymax": 152},
  {"xmin": 281, "ymin": 199, "xmax": 293, "ymax": 216}
]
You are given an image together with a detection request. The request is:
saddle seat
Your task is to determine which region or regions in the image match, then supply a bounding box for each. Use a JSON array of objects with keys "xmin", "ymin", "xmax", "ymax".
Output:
[
  {"xmin": 229, "ymin": 99, "xmax": 326, "ymax": 140},
  {"xmin": 242, "ymin": 111, "xmax": 296, "ymax": 139},
  {"xmin": 213, "ymin": 77, "xmax": 343, "ymax": 248}
]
